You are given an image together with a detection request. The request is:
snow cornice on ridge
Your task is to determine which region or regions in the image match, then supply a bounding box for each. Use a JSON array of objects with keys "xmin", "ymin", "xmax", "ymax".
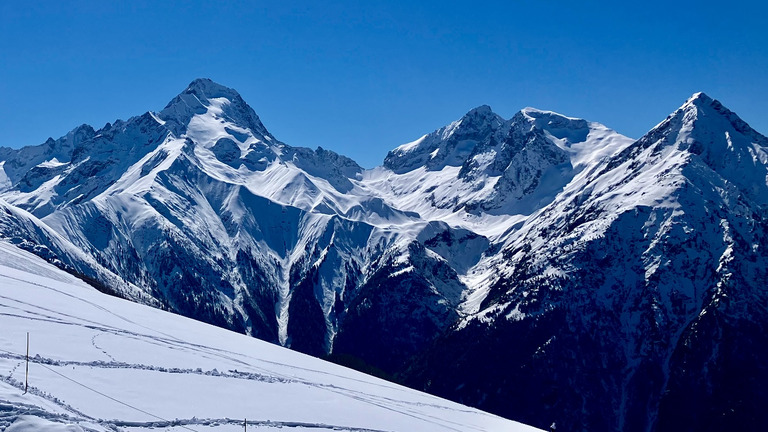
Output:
[{"xmin": 520, "ymin": 107, "xmax": 582, "ymax": 122}]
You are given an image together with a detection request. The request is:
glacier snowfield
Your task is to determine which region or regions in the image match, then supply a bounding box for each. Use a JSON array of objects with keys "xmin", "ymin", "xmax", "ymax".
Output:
[{"xmin": 0, "ymin": 241, "xmax": 540, "ymax": 432}]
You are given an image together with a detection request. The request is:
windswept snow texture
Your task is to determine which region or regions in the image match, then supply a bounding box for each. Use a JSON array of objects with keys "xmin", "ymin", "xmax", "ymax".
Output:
[{"xmin": 0, "ymin": 241, "xmax": 540, "ymax": 432}]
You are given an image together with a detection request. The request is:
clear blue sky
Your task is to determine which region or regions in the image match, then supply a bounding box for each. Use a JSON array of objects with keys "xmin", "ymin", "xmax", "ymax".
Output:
[{"xmin": 1, "ymin": 1, "xmax": 766, "ymax": 168}]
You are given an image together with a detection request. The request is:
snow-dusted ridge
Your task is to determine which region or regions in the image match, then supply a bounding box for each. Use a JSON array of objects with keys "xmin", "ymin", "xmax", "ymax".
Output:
[
  {"xmin": 1, "ymin": 80, "xmax": 767, "ymax": 431},
  {"xmin": 405, "ymin": 91, "xmax": 768, "ymax": 431}
]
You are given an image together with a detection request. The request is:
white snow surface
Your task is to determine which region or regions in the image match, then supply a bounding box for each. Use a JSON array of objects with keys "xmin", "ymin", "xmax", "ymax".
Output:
[
  {"xmin": 460, "ymin": 91, "xmax": 768, "ymax": 325},
  {"xmin": 0, "ymin": 80, "xmax": 766, "ymax": 431},
  {"xmin": 0, "ymin": 81, "xmax": 638, "ymax": 356},
  {"xmin": 0, "ymin": 240, "xmax": 540, "ymax": 432},
  {"xmin": 368, "ymin": 104, "xmax": 634, "ymax": 241}
]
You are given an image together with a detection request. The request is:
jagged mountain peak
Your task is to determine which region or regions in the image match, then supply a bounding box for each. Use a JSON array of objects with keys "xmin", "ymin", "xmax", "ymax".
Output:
[
  {"xmin": 583, "ymin": 91, "xmax": 768, "ymax": 221},
  {"xmin": 634, "ymin": 92, "xmax": 768, "ymax": 160},
  {"xmin": 614, "ymin": 93, "xmax": 765, "ymax": 162},
  {"xmin": 183, "ymin": 77, "xmax": 243, "ymax": 100},
  {"xmin": 61, "ymin": 123, "xmax": 96, "ymax": 142},
  {"xmin": 383, "ymin": 104, "xmax": 617, "ymax": 176},
  {"xmin": 462, "ymin": 104, "xmax": 496, "ymax": 120},
  {"xmin": 1, "ymin": 81, "xmax": 767, "ymax": 432},
  {"xmin": 0, "ymin": 122, "xmax": 98, "ymax": 189},
  {"xmin": 383, "ymin": 105, "xmax": 505, "ymax": 173},
  {"xmin": 456, "ymin": 104, "xmax": 504, "ymax": 129},
  {"xmin": 678, "ymin": 92, "xmax": 725, "ymax": 124},
  {"xmin": 656, "ymin": 92, "xmax": 761, "ymax": 137},
  {"xmin": 428, "ymin": 104, "xmax": 505, "ymax": 146},
  {"xmin": 517, "ymin": 107, "xmax": 590, "ymax": 134},
  {"xmin": 686, "ymin": 92, "xmax": 765, "ymax": 143},
  {"xmin": 685, "ymin": 91, "xmax": 712, "ymax": 105},
  {"xmin": 159, "ymin": 78, "xmax": 273, "ymax": 140},
  {"xmin": 674, "ymin": 93, "xmax": 768, "ymax": 204}
]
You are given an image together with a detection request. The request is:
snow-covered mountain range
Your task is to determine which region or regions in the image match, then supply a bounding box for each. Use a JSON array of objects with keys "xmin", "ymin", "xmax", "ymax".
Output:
[{"xmin": 1, "ymin": 79, "xmax": 766, "ymax": 431}]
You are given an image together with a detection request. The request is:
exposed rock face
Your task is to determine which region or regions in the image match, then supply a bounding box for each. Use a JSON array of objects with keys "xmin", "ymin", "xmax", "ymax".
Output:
[
  {"xmin": 2, "ymin": 81, "xmax": 766, "ymax": 431},
  {"xmin": 404, "ymin": 93, "xmax": 768, "ymax": 432}
]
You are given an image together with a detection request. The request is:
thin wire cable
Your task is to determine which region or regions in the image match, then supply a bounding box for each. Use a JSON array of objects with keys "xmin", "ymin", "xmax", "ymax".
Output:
[{"xmin": 2, "ymin": 346, "xmax": 202, "ymax": 432}]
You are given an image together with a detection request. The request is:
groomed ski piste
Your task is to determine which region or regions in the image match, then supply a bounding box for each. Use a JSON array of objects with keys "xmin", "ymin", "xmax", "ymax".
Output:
[{"xmin": 0, "ymin": 240, "xmax": 541, "ymax": 432}]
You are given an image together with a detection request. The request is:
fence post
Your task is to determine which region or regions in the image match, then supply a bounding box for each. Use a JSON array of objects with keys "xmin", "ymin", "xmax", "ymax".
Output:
[{"xmin": 24, "ymin": 332, "xmax": 29, "ymax": 394}]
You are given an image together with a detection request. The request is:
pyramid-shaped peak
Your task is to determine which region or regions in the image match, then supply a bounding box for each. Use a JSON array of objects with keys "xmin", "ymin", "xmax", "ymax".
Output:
[
  {"xmin": 677, "ymin": 92, "xmax": 719, "ymax": 115},
  {"xmin": 685, "ymin": 91, "xmax": 713, "ymax": 106},
  {"xmin": 182, "ymin": 78, "xmax": 243, "ymax": 101},
  {"xmin": 615, "ymin": 91, "xmax": 768, "ymax": 206},
  {"xmin": 162, "ymin": 78, "xmax": 247, "ymax": 114},
  {"xmin": 631, "ymin": 92, "xmax": 768, "ymax": 173},
  {"xmin": 465, "ymin": 105, "xmax": 494, "ymax": 116},
  {"xmin": 457, "ymin": 105, "xmax": 503, "ymax": 128},
  {"xmin": 187, "ymin": 77, "xmax": 220, "ymax": 89},
  {"xmin": 455, "ymin": 105, "xmax": 504, "ymax": 130},
  {"xmin": 669, "ymin": 92, "xmax": 762, "ymax": 140},
  {"xmin": 159, "ymin": 79, "xmax": 273, "ymax": 140}
]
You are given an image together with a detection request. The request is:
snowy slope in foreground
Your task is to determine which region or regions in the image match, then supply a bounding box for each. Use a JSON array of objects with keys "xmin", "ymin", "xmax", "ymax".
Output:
[{"xmin": 0, "ymin": 241, "xmax": 540, "ymax": 432}]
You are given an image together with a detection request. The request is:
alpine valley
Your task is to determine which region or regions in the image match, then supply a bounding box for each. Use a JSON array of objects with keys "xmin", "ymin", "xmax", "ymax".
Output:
[{"xmin": 1, "ymin": 79, "xmax": 766, "ymax": 432}]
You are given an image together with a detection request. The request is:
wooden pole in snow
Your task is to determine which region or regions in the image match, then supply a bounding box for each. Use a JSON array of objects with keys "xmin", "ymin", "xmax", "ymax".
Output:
[
  {"xmin": 24, "ymin": 332, "xmax": 29, "ymax": 394},
  {"xmin": 244, "ymin": 418, "xmax": 247, "ymax": 432}
]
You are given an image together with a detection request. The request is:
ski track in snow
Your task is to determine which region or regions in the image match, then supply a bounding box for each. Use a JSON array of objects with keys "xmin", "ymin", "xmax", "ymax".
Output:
[
  {"xmin": 0, "ymin": 273, "xmax": 183, "ymax": 343},
  {"xmin": 0, "ymin": 242, "xmax": 538, "ymax": 432},
  {"xmin": 1, "ymin": 345, "xmax": 483, "ymax": 432},
  {"xmin": 89, "ymin": 335, "xmax": 115, "ymax": 363},
  {"xmin": 0, "ymin": 400, "xmax": 395, "ymax": 432}
]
